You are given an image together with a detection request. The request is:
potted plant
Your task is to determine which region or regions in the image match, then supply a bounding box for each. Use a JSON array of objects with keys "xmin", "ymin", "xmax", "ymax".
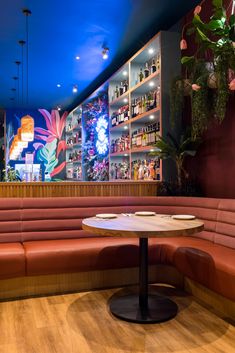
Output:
[
  {"xmin": 151, "ymin": 131, "xmax": 201, "ymax": 195},
  {"xmin": 171, "ymin": 0, "xmax": 235, "ymax": 139}
]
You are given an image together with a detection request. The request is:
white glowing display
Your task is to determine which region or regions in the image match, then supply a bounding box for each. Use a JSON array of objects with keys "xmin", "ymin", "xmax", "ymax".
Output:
[{"xmin": 96, "ymin": 115, "xmax": 109, "ymax": 155}]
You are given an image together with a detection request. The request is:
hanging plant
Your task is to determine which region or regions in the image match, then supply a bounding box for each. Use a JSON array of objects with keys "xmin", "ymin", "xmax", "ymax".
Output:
[{"xmin": 171, "ymin": 0, "xmax": 235, "ymax": 139}]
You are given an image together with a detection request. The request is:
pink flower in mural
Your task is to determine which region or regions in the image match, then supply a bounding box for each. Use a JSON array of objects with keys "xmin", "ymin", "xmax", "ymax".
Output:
[
  {"xmin": 194, "ymin": 5, "xmax": 202, "ymax": 15},
  {"xmin": 229, "ymin": 79, "xmax": 235, "ymax": 90},
  {"xmin": 192, "ymin": 84, "xmax": 201, "ymax": 91},
  {"xmin": 35, "ymin": 109, "xmax": 68, "ymax": 143},
  {"xmin": 180, "ymin": 39, "xmax": 187, "ymax": 50}
]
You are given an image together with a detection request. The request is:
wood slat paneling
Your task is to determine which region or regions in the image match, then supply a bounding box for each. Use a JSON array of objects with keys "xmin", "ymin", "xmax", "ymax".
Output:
[{"xmin": 0, "ymin": 181, "xmax": 158, "ymax": 197}]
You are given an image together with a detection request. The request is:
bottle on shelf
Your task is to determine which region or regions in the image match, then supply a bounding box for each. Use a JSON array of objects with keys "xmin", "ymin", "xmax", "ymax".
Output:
[
  {"xmin": 151, "ymin": 59, "xmax": 157, "ymax": 74},
  {"xmin": 144, "ymin": 62, "xmax": 150, "ymax": 79},
  {"xmin": 110, "ymin": 133, "xmax": 130, "ymax": 154},
  {"xmin": 131, "ymin": 122, "xmax": 160, "ymax": 149},
  {"xmin": 123, "ymin": 80, "xmax": 128, "ymax": 93},
  {"xmin": 131, "ymin": 158, "xmax": 160, "ymax": 180},
  {"xmin": 139, "ymin": 68, "xmax": 144, "ymax": 83},
  {"xmin": 115, "ymin": 85, "xmax": 119, "ymax": 99},
  {"xmin": 110, "ymin": 161, "xmax": 130, "ymax": 180},
  {"xmin": 111, "ymin": 105, "xmax": 129, "ymax": 127},
  {"xmin": 156, "ymin": 54, "xmax": 160, "ymax": 71},
  {"xmin": 119, "ymin": 82, "xmax": 124, "ymax": 96}
]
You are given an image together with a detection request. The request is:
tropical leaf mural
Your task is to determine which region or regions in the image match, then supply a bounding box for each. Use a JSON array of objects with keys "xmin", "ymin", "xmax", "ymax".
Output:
[{"xmin": 37, "ymin": 140, "xmax": 58, "ymax": 175}]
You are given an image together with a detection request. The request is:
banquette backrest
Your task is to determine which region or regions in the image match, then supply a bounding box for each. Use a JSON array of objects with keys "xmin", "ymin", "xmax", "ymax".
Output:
[{"xmin": 0, "ymin": 196, "xmax": 234, "ymax": 249}]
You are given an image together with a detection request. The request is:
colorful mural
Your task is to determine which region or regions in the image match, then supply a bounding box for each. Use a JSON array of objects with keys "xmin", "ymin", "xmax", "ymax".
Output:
[
  {"xmin": 82, "ymin": 86, "xmax": 109, "ymax": 181},
  {"xmin": 6, "ymin": 109, "xmax": 68, "ymax": 181}
]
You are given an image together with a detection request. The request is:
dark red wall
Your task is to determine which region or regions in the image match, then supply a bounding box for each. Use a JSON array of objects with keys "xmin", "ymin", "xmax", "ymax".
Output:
[{"xmin": 183, "ymin": 0, "xmax": 235, "ymax": 198}]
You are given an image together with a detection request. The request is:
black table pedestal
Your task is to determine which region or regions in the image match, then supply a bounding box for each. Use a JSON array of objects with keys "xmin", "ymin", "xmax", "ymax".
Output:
[{"xmin": 109, "ymin": 238, "xmax": 178, "ymax": 324}]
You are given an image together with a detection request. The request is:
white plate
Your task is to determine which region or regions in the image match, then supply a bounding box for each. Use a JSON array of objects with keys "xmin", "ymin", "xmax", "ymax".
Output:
[
  {"xmin": 95, "ymin": 213, "xmax": 117, "ymax": 219},
  {"xmin": 135, "ymin": 211, "xmax": 156, "ymax": 216},
  {"xmin": 172, "ymin": 215, "xmax": 196, "ymax": 220}
]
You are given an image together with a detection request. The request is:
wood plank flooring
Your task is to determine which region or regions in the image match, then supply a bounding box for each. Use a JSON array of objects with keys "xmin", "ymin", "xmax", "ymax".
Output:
[{"xmin": 0, "ymin": 285, "xmax": 234, "ymax": 353}]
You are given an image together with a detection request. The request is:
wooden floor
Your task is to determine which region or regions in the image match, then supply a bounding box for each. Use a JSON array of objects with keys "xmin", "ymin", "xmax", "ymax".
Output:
[{"xmin": 0, "ymin": 285, "xmax": 234, "ymax": 353}]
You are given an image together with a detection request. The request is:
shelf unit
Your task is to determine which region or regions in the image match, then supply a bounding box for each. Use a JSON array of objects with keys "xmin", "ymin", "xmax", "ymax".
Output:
[
  {"xmin": 108, "ymin": 31, "xmax": 180, "ymax": 182},
  {"xmin": 65, "ymin": 106, "xmax": 83, "ymax": 181}
]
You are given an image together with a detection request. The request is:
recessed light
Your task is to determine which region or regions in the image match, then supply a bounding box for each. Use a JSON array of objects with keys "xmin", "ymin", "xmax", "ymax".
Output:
[
  {"xmin": 148, "ymin": 48, "xmax": 154, "ymax": 54},
  {"xmin": 57, "ymin": 106, "xmax": 61, "ymax": 111},
  {"xmin": 150, "ymin": 149, "xmax": 154, "ymax": 152},
  {"xmin": 76, "ymin": 56, "xmax": 80, "ymax": 60},
  {"xmin": 124, "ymin": 126, "xmax": 128, "ymax": 130},
  {"xmin": 149, "ymin": 81, "xmax": 154, "ymax": 87},
  {"xmin": 102, "ymin": 47, "xmax": 109, "ymax": 60},
  {"xmin": 73, "ymin": 85, "xmax": 78, "ymax": 93},
  {"xmin": 124, "ymin": 154, "xmax": 128, "ymax": 157},
  {"xmin": 123, "ymin": 71, "xmax": 128, "ymax": 76},
  {"xmin": 149, "ymin": 115, "xmax": 155, "ymax": 120},
  {"xmin": 123, "ymin": 98, "xmax": 128, "ymax": 103},
  {"xmin": 57, "ymin": 84, "xmax": 61, "ymax": 88}
]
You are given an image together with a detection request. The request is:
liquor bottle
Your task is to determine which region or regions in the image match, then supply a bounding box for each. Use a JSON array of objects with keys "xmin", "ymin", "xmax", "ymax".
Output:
[
  {"xmin": 156, "ymin": 54, "xmax": 160, "ymax": 71},
  {"xmin": 139, "ymin": 68, "xmax": 144, "ymax": 83},
  {"xmin": 115, "ymin": 85, "xmax": 119, "ymax": 99},
  {"xmin": 144, "ymin": 62, "xmax": 150, "ymax": 79},
  {"xmin": 124, "ymin": 80, "xmax": 128, "ymax": 92},
  {"xmin": 119, "ymin": 82, "xmax": 124, "ymax": 96},
  {"xmin": 156, "ymin": 86, "xmax": 160, "ymax": 107},
  {"xmin": 151, "ymin": 59, "xmax": 157, "ymax": 74}
]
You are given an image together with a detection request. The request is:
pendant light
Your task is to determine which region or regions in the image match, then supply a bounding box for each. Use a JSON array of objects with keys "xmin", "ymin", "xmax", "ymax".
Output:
[{"xmin": 20, "ymin": 8, "xmax": 34, "ymax": 142}]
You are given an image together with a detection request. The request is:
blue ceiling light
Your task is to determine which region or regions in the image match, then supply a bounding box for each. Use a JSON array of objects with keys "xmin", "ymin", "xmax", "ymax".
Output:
[
  {"xmin": 72, "ymin": 85, "xmax": 78, "ymax": 93},
  {"xmin": 102, "ymin": 47, "xmax": 109, "ymax": 60}
]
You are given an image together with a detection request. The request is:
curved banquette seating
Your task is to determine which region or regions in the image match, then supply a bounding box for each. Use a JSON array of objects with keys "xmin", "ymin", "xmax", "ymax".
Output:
[{"xmin": 0, "ymin": 196, "xmax": 234, "ymax": 303}]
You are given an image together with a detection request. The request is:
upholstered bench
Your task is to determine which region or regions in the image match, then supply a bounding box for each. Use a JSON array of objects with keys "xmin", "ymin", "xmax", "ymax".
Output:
[{"xmin": 0, "ymin": 196, "xmax": 234, "ymax": 318}]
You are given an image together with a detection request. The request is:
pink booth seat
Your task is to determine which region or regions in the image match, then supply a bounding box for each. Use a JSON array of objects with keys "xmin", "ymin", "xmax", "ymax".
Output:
[{"xmin": 0, "ymin": 196, "xmax": 235, "ymax": 302}]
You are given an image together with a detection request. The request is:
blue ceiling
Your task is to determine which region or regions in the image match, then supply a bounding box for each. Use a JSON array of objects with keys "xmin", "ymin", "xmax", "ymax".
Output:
[{"xmin": 0, "ymin": 0, "xmax": 199, "ymax": 112}]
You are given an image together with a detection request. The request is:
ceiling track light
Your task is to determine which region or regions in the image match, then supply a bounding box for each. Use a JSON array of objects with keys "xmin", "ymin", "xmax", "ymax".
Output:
[
  {"xmin": 15, "ymin": 61, "xmax": 21, "ymax": 103},
  {"xmin": 102, "ymin": 47, "xmax": 109, "ymax": 60},
  {"xmin": 22, "ymin": 8, "xmax": 32, "ymax": 106},
  {"xmin": 72, "ymin": 85, "xmax": 78, "ymax": 93},
  {"xmin": 18, "ymin": 40, "xmax": 26, "ymax": 104}
]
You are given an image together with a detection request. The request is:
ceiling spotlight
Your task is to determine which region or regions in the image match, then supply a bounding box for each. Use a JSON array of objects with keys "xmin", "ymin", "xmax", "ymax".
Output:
[
  {"xmin": 124, "ymin": 126, "xmax": 128, "ymax": 130},
  {"xmin": 12, "ymin": 76, "xmax": 18, "ymax": 80},
  {"xmin": 148, "ymin": 48, "xmax": 154, "ymax": 54},
  {"xmin": 57, "ymin": 83, "xmax": 61, "ymax": 88},
  {"xmin": 102, "ymin": 47, "xmax": 109, "ymax": 60},
  {"xmin": 123, "ymin": 71, "xmax": 128, "ymax": 76},
  {"xmin": 76, "ymin": 56, "xmax": 80, "ymax": 60},
  {"xmin": 149, "ymin": 81, "xmax": 154, "ymax": 87},
  {"xmin": 11, "ymin": 88, "xmax": 16, "ymax": 91},
  {"xmin": 57, "ymin": 106, "xmax": 61, "ymax": 111},
  {"xmin": 149, "ymin": 115, "xmax": 155, "ymax": 120},
  {"xmin": 150, "ymin": 149, "xmax": 154, "ymax": 152},
  {"xmin": 124, "ymin": 154, "xmax": 128, "ymax": 157},
  {"xmin": 10, "ymin": 98, "xmax": 15, "ymax": 101},
  {"xmin": 72, "ymin": 85, "xmax": 78, "ymax": 93},
  {"xmin": 123, "ymin": 98, "xmax": 128, "ymax": 103}
]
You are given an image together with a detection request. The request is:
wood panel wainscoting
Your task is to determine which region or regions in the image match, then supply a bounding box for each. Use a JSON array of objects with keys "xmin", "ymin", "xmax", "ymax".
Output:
[{"xmin": 0, "ymin": 181, "xmax": 158, "ymax": 197}]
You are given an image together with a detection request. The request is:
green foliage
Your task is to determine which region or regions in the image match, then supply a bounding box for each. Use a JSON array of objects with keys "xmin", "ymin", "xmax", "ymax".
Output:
[
  {"xmin": 152, "ymin": 131, "xmax": 200, "ymax": 186},
  {"xmin": 3, "ymin": 165, "xmax": 20, "ymax": 182},
  {"xmin": 171, "ymin": 0, "xmax": 235, "ymax": 140}
]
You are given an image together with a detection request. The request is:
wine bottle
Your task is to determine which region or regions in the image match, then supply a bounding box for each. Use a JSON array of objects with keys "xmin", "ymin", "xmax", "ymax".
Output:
[
  {"xmin": 144, "ymin": 62, "xmax": 150, "ymax": 79},
  {"xmin": 156, "ymin": 54, "xmax": 160, "ymax": 71},
  {"xmin": 124, "ymin": 80, "xmax": 128, "ymax": 92},
  {"xmin": 151, "ymin": 59, "xmax": 156, "ymax": 74},
  {"xmin": 115, "ymin": 85, "xmax": 119, "ymax": 99},
  {"xmin": 119, "ymin": 82, "xmax": 124, "ymax": 96},
  {"xmin": 139, "ymin": 68, "xmax": 144, "ymax": 82}
]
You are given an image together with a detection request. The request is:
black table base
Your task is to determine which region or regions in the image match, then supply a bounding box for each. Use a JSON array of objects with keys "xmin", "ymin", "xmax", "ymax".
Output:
[
  {"xmin": 109, "ymin": 292, "xmax": 178, "ymax": 323},
  {"xmin": 109, "ymin": 237, "xmax": 178, "ymax": 324}
]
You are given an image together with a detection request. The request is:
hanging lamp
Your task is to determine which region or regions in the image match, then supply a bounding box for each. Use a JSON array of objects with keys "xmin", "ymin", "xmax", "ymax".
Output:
[{"xmin": 21, "ymin": 115, "xmax": 34, "ymax": 141}]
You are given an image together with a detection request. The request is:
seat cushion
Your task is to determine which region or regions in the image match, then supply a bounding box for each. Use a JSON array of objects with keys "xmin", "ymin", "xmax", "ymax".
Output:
[
  {"xmin": 0, "ymin": 243, "xmax": 25, "ymax": 279},
  {"xmin": 150, "ymin": 236, "xmax": 235, "ymax": 301},
  {"xmin": 24, "ymin": 238, "xmax": 141, "ymax": 276}
]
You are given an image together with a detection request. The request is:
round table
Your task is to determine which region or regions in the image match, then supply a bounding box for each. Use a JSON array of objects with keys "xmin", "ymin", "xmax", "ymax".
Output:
[{"xmin": 82, "ymin": 213, "xmax": 204, "ymax": 324}]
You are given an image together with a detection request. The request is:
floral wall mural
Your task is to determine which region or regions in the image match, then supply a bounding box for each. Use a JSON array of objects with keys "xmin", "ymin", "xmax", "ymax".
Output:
[
  {"xmin": 6, "ymin": 108, "xmax": 68, "ymax": 181},
  {"xmin": 82, "ymin": 85, "xmax": 109, "ymax": 181}
]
